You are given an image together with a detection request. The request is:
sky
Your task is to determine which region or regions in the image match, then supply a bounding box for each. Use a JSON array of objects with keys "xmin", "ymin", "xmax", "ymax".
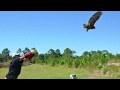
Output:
[{"xmin": 0, "ymin": 11, "xmax": 120, "ymax": 56}]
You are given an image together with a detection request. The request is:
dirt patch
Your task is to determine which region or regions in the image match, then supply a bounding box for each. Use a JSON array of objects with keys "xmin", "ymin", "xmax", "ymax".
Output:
[
  {"xmin": 83, "ymin": 69, "xmax": 103, "ymax": 79},
  {"xmin": 107, "ymin": 62, "xmax": 120, "ymax": 66},
  {"xmin": 89, "ymin": 70, "xmax": 102, "ymax": 78}
]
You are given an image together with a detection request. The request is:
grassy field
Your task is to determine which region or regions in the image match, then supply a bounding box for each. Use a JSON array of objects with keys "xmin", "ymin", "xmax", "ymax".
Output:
[
  {"xmin": 0, "ymin": 64, "xmax": 89, "ymax": 79},
  {"xmin": 0, "ymin": 63, "xmax": 120, "ymax": 79}
]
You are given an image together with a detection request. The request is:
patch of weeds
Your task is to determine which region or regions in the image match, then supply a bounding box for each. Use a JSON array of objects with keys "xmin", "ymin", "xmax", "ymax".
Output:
[{"xmin": 101, "ymin": 65, "xmax": 109, "ymax": 75}]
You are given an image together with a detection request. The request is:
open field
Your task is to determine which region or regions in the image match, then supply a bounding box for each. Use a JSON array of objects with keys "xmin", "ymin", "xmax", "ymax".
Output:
[
  {"xmin": 0, "ymin": 63, "xmax": 120, "ymax": 79},
  {"xmin": 0, "ymin": 64, "xmax": 88, "ymax": 79}
]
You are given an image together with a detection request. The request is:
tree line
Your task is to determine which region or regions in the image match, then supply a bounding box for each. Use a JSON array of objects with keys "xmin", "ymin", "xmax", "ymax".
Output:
[{"xmin": 0, "ymin": 47, "xmax": 120, "ymax": 69}]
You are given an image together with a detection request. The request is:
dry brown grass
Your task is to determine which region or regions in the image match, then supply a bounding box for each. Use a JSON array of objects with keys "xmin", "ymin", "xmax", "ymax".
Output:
[
  {"xmin": 0, "ymin": 60, "xmax": 31, "ymax": 68},
  {"xmin": 0, "ymin": 62, "xmax": 10, "ymax": 68}
]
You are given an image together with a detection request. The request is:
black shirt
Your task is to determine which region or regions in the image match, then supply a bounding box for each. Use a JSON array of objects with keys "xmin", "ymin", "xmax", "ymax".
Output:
[{"xmin": 6, "ymin": 57, "xmax": 23, "ymax": 79}]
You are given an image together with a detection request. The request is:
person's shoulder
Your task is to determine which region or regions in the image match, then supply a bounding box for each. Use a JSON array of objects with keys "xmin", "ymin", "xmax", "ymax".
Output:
[
  {"xmin": 12, "ymin": 57, "xmax": 20, "ymax": 62},
  {"xmin": 10, "ymin": 57, "xmax": 21, "ymax": 65}
]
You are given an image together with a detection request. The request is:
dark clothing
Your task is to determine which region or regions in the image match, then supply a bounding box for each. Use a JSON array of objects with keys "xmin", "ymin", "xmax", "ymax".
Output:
[{"xmin": 6, "ymin": 57, "xmax": 23, "ymax": 79}]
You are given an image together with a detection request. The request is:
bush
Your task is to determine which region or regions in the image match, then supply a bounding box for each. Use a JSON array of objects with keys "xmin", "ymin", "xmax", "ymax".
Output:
[{"xmin": 0, "ymin": 62, "xmax": 10, "ymax": 68}]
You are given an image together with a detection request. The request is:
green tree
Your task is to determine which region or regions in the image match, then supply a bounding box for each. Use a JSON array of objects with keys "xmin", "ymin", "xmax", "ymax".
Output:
[
  {"xmin": 22, "ymin": 47, "xmax": 30, "ymax": 54},
  {"xmin": 62, "ymin": 48, "xmax": 75, "ymax": 58},
  {"xmin": 48, "ymin": 49, "xmax": 56, "ymax": 59},
  {"xmin": 0, "ymin": 53, "xmax": 4, "ymax": 62},
  {"xmin": 2, "ymin": 48, "xmax": 10, "ymax": 62},
  {"xmin": 115, "ymin": 54, "xmax": 120, "ymax": 60},
  {"xmin": 55, "ymin": 49, "xmax": 61, "ymax": 58},
  {"xmin": 90, "ymin": 51, "xmax": 96, "ymax": 56},
  {"xmin": 96, "ymin": 50, "xmax": 102, "ymax": 56},
  {"xmin": 82, "ymin": 51, "xmax": 89, "ymax": 57},
  {"xmin": 102, "ymin": 50, "xmax": 109, "ymax": 56},
  {"xmin": 17, "ymin": 48, "xmax": 22, "ymax": 54},
  {"xmin": 31, "ymin": 48, "xmax": 36, "ymax": 50}
]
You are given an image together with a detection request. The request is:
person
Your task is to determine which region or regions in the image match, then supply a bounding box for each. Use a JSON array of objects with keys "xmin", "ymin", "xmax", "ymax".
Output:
[
  {"xmin": 5, "ymin": 50, "xmax": 37, "ymax": 79},
  {"xmin": 5, "ymin": 53, "xmax": 27, "ymax": 79}
]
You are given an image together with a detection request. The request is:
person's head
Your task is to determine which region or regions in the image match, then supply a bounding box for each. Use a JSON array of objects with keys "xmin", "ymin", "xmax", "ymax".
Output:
[{"xmin": 12, "ymin": 53, "xmax": 20, "ymax": 59}]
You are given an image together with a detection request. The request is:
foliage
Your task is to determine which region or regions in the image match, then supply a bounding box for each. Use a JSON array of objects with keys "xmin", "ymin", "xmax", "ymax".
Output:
[{"xmin": 1, "ymin": 47, "xmax": 120, "ymax": 73}]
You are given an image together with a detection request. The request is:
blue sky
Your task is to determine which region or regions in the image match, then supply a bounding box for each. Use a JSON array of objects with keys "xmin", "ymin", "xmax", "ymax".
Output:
[{"xmin": 0, "ymin": 11, "xmax": 120, "ymax": 56}]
